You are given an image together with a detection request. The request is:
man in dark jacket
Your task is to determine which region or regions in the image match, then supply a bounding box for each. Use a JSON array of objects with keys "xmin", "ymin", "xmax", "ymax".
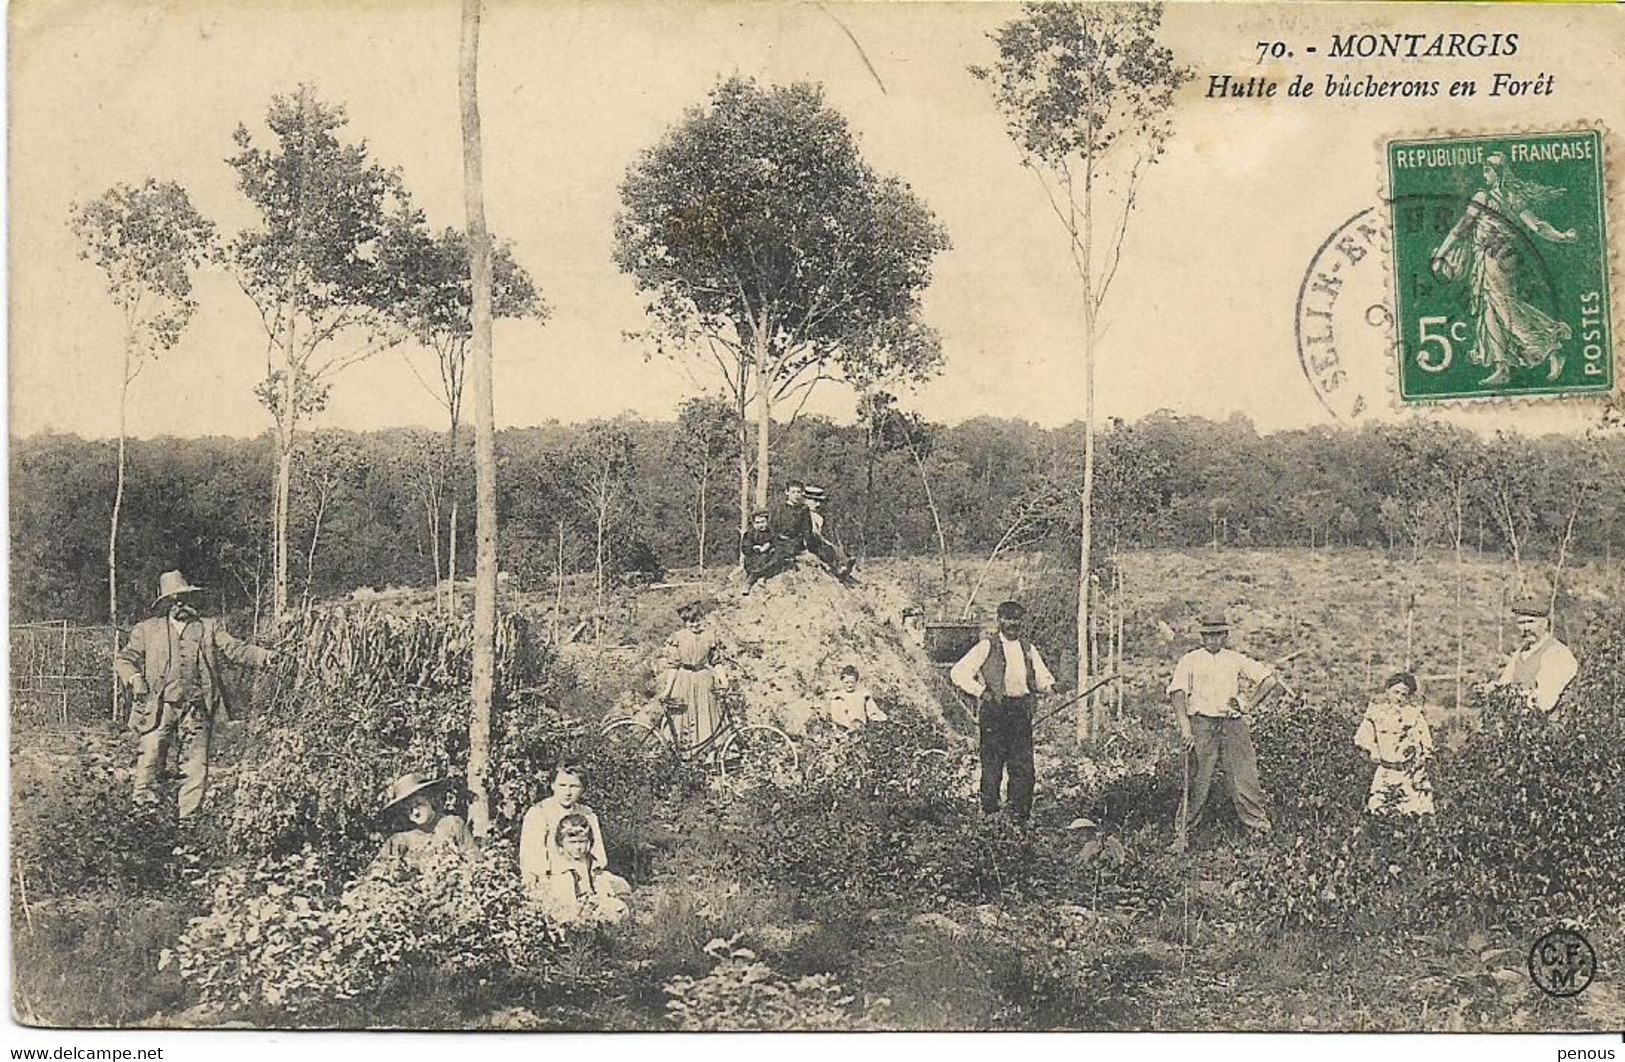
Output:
[
  {"xmin": 114, "ymin": 571, "xmax": 275, "ymax": 819},
  {"xmin": 768, "ymin": 480, "xmax": 814, "ymax": 565}
]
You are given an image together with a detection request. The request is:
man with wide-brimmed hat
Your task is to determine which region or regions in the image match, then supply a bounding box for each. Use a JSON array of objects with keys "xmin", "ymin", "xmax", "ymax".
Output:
[
  {"xmin": 1167, "ymin": 610, "xmax": 1281, "ymax": 851},
  {"xmin": 950, "ymin": 599, "xmax": 1058, "ymax": 821},
  {"xmin": 803, "ymin": 484, "xmax": 855, "ymax": 580},
  {"xmin": 1494, "ymin": 594, "xmax": 1578, "ymax": 714},
  {"xmin": 114, "ymin": 570, "xmax": 275, "ymax": 820}
]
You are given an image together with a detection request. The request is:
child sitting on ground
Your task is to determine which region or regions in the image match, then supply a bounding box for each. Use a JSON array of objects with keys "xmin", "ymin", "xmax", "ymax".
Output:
[
  {"xmin": 1353, "ymin": 671, "xmax": 1435, "ymax": 817},
  {"xmin": 825, "ymin": 664, "xmax": 887, "ymax": 730},
  {"xmin": 373, "ymin": 771, "xmax": 478, "ymax": 873},
  {"xmin": 535, "ymin": 813, "xmax": 632, "ymax": 926},
  {"xmin": 519, "ymin": 763, "xmax": 609, "ymax": 893}
]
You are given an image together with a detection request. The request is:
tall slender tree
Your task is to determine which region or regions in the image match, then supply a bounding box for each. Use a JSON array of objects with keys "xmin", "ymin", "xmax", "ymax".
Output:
[
  {"xmin": 388, "ymin": 226, "xmax": 545, "ymax": 611},
  {"xmin": 69, "ymin": 179, "xmax": 215, "ymax": 716},
  {"xmin": 459, "ymin": 0, "xmax": 499, "ymax": 837},
  {"xmin": 973, "ymin": 2, "xmax": 1190, "ymax": 740},
  {"xmin": 615, "ymin": 76, "xmax": 948, "ymax": 513},
  {"xmin": 227, "ymin": 85, "xmax": 423, "ymax": 619}
]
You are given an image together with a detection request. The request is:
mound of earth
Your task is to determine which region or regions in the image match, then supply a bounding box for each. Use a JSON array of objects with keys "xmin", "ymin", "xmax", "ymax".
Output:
[{"xmin": 663, "ymin": 564, "xmax": 960, "ymax": 735}]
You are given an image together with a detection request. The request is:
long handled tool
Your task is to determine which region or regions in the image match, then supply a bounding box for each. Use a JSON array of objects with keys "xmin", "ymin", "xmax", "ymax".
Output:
[{"xmin": 1031, "ymin": 672, "xmax": 1122, "ymax": 728}]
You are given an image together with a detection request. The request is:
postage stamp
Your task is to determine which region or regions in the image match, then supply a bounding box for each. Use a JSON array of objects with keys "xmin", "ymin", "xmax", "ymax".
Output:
[{"xmin": 1386, "ymin": 129, "xmax": 1613, "ymax": 402}]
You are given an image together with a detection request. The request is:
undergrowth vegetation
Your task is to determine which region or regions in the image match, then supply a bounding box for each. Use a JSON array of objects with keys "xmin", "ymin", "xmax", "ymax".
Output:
[{"xmin": 12, "ymin": 595, "xmax": 1625, "ymax": 1030}]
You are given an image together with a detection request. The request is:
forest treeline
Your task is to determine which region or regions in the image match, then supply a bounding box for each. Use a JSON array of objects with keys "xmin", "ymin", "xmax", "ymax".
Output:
[{"xmin": 11, "ymin": 408, "xmax": 1623, "ymax": 626}]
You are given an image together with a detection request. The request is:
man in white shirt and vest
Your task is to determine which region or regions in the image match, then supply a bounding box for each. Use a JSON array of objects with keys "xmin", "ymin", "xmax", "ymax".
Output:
[
  {"xmin": 114, "ymin": 571, "xmax": 275, "ymax": 820},
  {"xmin": 950, "ymin": 600, "xmax": 1057, "ymax": 821},
  {"xmin": 1167, "ymin": 611, "xmax": 1281, "ymax": 851},
  {"xmin": 1495, "ymin": 594, "xmax": 1579, "ymax": 715}
]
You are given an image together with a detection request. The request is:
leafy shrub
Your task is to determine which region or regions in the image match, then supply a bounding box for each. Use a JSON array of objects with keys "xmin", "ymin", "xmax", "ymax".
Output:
[
  {"xmin": 167, "ymin": 841, "xmax": 564, "ymax": 1015},
  {"xmin": 664, "ymin": 934, "xmax": 874, "ymax": 1030},
  {"xmin": 224, "ymin": 609, "xmax": 572, "ymax": 875},
  {"xmin": 1230, "ymin": 613, "xmax": 1625, "ymax": 933},
  {"xmin": 12, "ymin": 738, "xmax": 183, "ymax": 897}
]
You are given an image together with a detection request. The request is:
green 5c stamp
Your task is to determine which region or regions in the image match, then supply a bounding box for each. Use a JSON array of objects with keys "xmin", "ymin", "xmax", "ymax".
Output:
[{"xmin": 1387, "ymin": 129, "xmax": 1613, "ymax": 401}]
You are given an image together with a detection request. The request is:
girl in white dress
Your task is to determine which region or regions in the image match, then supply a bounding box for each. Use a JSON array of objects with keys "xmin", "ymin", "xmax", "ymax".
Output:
[{"xmin": 1353, "ymin": 672, "xmax": 1435, "ymax": 817}]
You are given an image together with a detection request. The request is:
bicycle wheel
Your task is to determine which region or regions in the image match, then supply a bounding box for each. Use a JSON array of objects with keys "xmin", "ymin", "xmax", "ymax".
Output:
[
  {"xmin": 719, "ymin": 724, "xmax": 801, "ymax": 786},
  {"xmin": 599, "ymin": 717, "xmax": 677, "ymax": 762}
]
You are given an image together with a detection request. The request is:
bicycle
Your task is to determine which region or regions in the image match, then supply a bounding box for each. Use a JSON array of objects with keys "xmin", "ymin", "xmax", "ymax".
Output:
[{"xmin": 599, "ymin": 687, "xmax": 800, "ymax": 785}]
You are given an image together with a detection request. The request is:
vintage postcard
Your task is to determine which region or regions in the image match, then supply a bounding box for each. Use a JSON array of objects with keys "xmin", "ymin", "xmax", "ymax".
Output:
[{"xmin": 7, "ymin": 0, "xmax": 1623, "ymax": 1040}]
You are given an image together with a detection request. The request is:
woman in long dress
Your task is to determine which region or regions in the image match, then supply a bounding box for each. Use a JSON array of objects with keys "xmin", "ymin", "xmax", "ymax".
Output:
[
  {"xmin": 658, "ymin": 601, "xmax": 730, "ymax": 750},
  {"xmin": 1430, "ymin": 152, "xmax": 1579, "ymax": 385}
]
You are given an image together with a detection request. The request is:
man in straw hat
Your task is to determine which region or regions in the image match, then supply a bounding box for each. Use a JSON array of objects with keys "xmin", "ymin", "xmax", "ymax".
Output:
[
  {"xmin": 950, "ymin": 599, "xmax": 1058, "ymax": 821},
  {"xmin": 1167, "ymin": 610, "xmax": 1282, "ymax": 852},
  {"xmin": 1494, "ymin": 593, "xmax": 1578, "ymax": 714},
  {"xmin": 114, "ymin": 570, "xmax": 275, "ymax": 820}
]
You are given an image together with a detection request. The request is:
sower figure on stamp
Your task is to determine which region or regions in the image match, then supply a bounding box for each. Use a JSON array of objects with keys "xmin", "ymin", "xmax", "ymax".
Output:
[
  {"xmin": 1494, "ymin": 594, "xmax": 1578, "ymax": 715},
  {"xmin": 950, "ymin": 600, "xmax": 1057, "ymax": 822},
  {"xmin": 114, "ymin": 571, "xmax": 275, "ymax": 821},
  {"xmin": 1430, "ymin": 152, "xmax": 1578, "ymax": 386},
  {"xmin": 1168, "ymin": 610, "xmax": 1281, "ymax": 853}
]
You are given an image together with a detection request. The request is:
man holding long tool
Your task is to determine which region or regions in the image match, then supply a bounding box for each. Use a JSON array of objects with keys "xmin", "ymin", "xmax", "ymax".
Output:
[{"xmin": 1168, "ymin": 610, "xmax": 1282, "ymax": 852}]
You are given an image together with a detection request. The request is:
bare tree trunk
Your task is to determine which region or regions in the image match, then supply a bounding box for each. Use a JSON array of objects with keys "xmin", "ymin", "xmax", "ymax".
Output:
[
  {"xmin": 594, "ymin": 501, "xmax": 606, "ymax": 644},
  {"xmin": 301, "ymin": 483, "xmax": 330, "ymax": 618},
  {"xmin": 460, "ymin": 0, "xmax": 497, "ymax": 838},
  {"xmin": 1549, "ymin": 487, "xmax": 1583, "ymax": 613},
  {"xmin": 753, "ymin": 323, "xmax": 772, "ymax": 510},
  {"xmin": 109, "ymin": 341, "xmax": 133, "ymax": 721},
  {"xmin": 907, "ymin": 442, "xmax": 950, "ymax": 605},
  {"xmin": 447, "ymin": 498, "xmax": 460, "ymax": 615},
  {"xmin": 736, "ymin": 363, "xmax": 751, "ymax": 537},
  {"xmin": 1453, "ymin": 485, "xmax": 1466, "ymax": 713},
  {"xmin": 697, "ymin": 473, "xmax": 708, "ymax": 570},
  {"xmin": 553, "ymin": 520, "xmax": 565, "ymax": 644}
]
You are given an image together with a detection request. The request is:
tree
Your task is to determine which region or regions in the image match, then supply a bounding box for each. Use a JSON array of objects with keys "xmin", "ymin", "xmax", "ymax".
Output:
[
  {"xmin": 69, "ymin": 179, "xmax": 216, "ymax": 716},
  {"xmin": 289, "ymin": 430, "xmax": 364, "ymax": 614},
  {"xmin": 570, "ymin": 422, "xmax": 635, "ymax": 642},
  {"xmin": 614, "ymin": 76, "xmax": 949, "ymax": 516},
  {"xmin": 227, "ymin": 85, "xmax": 424, "ymax": 619},
  {"xmin": 459, "ymin": 0, "xmax": 500, "ymax": 837},
  {"xmin": 866, "ymin": 393, "xmax": 952, "ymax": 607},
  {"xmin": 973, "ymin": 2, "xmax": 1191, "ymax": 740},
  {"xmin": 390, "ymin": 226, "xmax": 546, "ymax": 612},
  {"xmin": 673, "ymin": 396, "xmax": 737, "ymax": 568}
]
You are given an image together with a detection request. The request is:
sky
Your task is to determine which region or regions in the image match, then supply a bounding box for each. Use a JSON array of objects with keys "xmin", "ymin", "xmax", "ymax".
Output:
[{"xmin": 8, "ymin": 0, "xmax": 1622, "ymax": 440}]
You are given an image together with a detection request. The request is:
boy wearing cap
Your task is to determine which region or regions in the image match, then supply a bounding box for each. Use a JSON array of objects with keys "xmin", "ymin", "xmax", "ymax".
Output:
[
  {"xmin": 1167, "ymin": 612, "xmax": 1281, "ymax": 849},
  {"xmin": 950, "ymin": 600, "xmax": 1057, "ymax": 821},
  {"xmin": 114, "ymin": 570, "xmax": 276, "ymax": 820},
  {"xmin": 740, "ymin": 509, "xmax": 785, "ymax": 594},
  {"xmin": 1495, "ymin": 595, "xmax": 1578, "ymax": 714}
]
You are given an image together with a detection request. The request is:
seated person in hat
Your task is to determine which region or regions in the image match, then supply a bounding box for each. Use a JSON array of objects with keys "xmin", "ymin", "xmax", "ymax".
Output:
[
  {"xmin": 1353, "ymin": 672, "xmax": 1435, "ymax": 817},
  {"xmin": 803, "ymin": 485, "xmax": 855, "ymax": 581},
  {"xmin": 740, "ymin": 508, "xmax": 787, "ymax": 594},
  {"xmin": 1494, "ymin": 594, "xmax": 1578, "ymax": 714},
  {"xmin": 824, "ymin": 664, "xmax": 887, "ymax": 730},
  {"xmin": 373, "ymin": 772, "xmax": 478, "ymax": 873},
  {"xmin": 534, "ymin": 813, "xmax": 631, "ymax": 927},
  {"xmin": 520, "ymin": 763, "xmax": 609, "ymax": 892}
]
